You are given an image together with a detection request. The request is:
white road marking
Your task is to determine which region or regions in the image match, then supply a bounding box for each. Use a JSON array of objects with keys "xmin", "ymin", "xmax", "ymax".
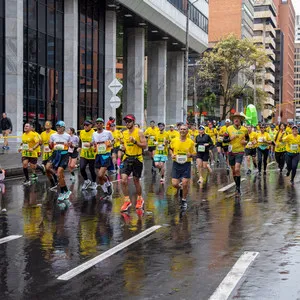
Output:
[
  {"xmin": 58, "ymin": 225, "xmax": 162, "ymax": 281},
  {"xmin": 218, "ymin": 178, "xmax": 246, "ymax": 192},
  {"xmin": 209, "ymin": 251, "xmax": 259, "ymax": 300},
  {"xmin": 0, "ymin": 235, "xmax": 22, "ymax": 245}
]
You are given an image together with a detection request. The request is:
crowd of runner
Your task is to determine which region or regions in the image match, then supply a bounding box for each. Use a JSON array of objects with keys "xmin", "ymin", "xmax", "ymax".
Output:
[{"xmin": 15, "ymin": 113, "xmax": 300, "ymax": 212}]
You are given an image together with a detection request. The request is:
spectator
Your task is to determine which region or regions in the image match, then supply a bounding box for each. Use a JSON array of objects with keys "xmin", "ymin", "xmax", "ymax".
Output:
[
  {"xmin": 0, "ymin": 113, "xmax": 13, "ymax": 150},
  {"xmin": 106, "ymin": 116, "xmax": 115, "ymax": 131}
]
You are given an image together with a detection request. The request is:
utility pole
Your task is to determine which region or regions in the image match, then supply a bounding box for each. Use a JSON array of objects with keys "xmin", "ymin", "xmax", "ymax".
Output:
[
  {"xmin": 183, "ymin": 0, "xmax": 190, "ymax": 123},
  {"xmin": 193, "ymin": 65, "xmax": 198, "ymax": 127}
]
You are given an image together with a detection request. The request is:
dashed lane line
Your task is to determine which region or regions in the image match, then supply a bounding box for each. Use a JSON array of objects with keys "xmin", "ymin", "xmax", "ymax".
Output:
[
  {"xmin": 209, "ymin": 251, "xmax": 259, "ymax": 300},
  {"xmin": 0, "ymin": 235, "xmax": 23, "ymax": 245},
  {"xmin": 218, "ymin": 178, "xmax": 246, "ymax": 192},
  {"xmin": 57, "ymin": 225, "xmax": 162, "ymax": 281}
]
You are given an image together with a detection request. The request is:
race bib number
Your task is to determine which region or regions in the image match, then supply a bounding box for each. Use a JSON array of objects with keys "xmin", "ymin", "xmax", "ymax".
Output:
[
  {"xmin": 44, "ymin": 145, "xmax": 51, "ymax": 153},
  {"xmin": 22, "ymin": 144, "xmax": 29, "ymax": 150},
  {"xmin": 228, "ymin": 145, "xmax": 233, "ymax": 152},
  {"xmin": 54, "ymin": 144, "xmax": 64, "ymax": 150},
  {"xmin": 82, "ymin": 142, "xmax": 90, "ymax": 150},
  {"xmin": 176, "ymin": 155, "xmax": 187, "ymax": 164},
  {"xmin": 197, "ymin": 145, "xmax": 205, "ymax": 152},
  {"xmin": 68, "ymin": 147, "xmax": 74, "ymax": 153},
  {"xmin": 157, "ymin": 145, "xmax": 164, "ymax": 151},
  {"xmin": 258, "ymin": 138, "xmax": 264, "ymax": 143},
  {"xmin": 218, "ymin": 137, "xmax": 224, "ymax": 142},
  {"xmin": 150, "ymin": 136, "xmax": 155, "ymax": 141},
  {"xmin": 97, "ymin": 143, "xmax": 107, "ymax": 154},
  {"xmin": 290, "ymin": 144, "xmax": 298, "ymax": 151},
  {"xmin": 247, "ymin": 142, "xmax": 253, "ymax": 148}
]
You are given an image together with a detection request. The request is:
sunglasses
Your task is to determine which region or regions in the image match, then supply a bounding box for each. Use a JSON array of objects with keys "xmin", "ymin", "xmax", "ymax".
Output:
[
  {"xmin": 84, "ymin": 123, "xmax": 91, "ymax": 126},
  {"xmin": 96, "ymin": 121, "xmax": 104, "ymax": 124},
  {"xmin": 124, "ymin": 119, "xmax": 133, "ymax": 123},
  {"xmin": 56, "ymin": 125, "xmax": 62, "ymax": 128}
]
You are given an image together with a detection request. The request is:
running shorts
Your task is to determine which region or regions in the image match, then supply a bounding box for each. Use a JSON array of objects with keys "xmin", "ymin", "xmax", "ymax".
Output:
[
  {"xmin": 171, "ymin": 161, "xmax": 191, "ymax": 179},
  {"xmin": 95, "ymin": 154, "xmax": 113, "ymax": 169},
  {"xmin": 153, "ymin": 154, "xmax": 168, "ymax": 163},
  {"xmin": 22, "ymin": 156, "xmax": 38, "ymax": 165},
  {"xmin": 120, "ymin": 157, "xmax": 143, "ymax": 178},
  {"xmin": 245, "ymin": 148, "xmax": 256, "ymax": 157},
  {"xmin": 196, "ymin": 152, "xmax": 209, "ymax": 162},
  {"xmin": 228, "ymin": 153, "xmax": 244, "ymax": 166}
]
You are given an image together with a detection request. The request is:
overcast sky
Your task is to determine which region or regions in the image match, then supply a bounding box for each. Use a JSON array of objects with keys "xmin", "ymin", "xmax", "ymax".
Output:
[{"xmin": 292, "ymin": 0, "xmax": 300, "ymax": 16}]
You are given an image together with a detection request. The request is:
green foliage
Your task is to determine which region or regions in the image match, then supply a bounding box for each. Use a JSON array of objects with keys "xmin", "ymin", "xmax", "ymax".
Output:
[{"xmin": 198, "ymin": 34, "xmax": 269, "ymax": 119}]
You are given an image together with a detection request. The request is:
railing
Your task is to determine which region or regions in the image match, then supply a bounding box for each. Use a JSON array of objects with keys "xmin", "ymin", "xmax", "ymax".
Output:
[{"xmin": 167, "ymin": 0, "xmax": 209, "ymax": 33}]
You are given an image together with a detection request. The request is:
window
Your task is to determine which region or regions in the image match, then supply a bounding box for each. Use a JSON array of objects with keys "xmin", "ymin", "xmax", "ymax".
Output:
[
  {"xmin": 0, "ymin": 0, "xmax": 4, "ymax": 115},
  {"xmin": 23, "ymin": 0, "xmax": 64, "ymax": 131},
  {"xmin": 78, "ymin": 0, "xmax": 102, "ymax": 128}
]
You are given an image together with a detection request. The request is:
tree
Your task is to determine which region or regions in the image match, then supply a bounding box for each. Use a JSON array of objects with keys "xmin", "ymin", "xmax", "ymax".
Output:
[{"xmin": 198, "ymin": 35, "xmax": 269, "ymax": 120}]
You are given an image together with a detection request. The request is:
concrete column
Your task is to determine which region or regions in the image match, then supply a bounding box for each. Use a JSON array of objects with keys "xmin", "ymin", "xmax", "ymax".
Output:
[
  {"xmin": 104, "ymin": 10, "xmax": 117, "ymax": 120},
  {"xmin": 123, "ymin": 28, "xmax": 145, "ymax": 126},
  {"xmin": 5, "ymin": 0, "xmax": 23, "ymax": 137},
  {"xmin": 166, "ymin": 51, "xmax": 184, "ymax": 125},
  {"xmin": 147, "ymin": 41, "xmax": 167, "ymax": 124},
  {"xmin": 64, "ymin": 0, "xmax": 78, "ymax": 129}
]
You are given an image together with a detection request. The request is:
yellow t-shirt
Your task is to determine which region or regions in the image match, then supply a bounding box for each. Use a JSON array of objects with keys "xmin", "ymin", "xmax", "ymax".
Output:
[
  {"xmin": 256, "ymin": 132, "xmax": 272, "ymax": 149},
  {"xmin": 122, "ymin": 128, "xmax": 143, "ymax": 162},
  {"xmin": 227, "ymin": 125, "xmax": 248, "ymax": 153},
  {"xmin": 21, "ymin": 131, "xmax": 40, "ymax": 158},
  {"xmin": 188, "ymin": 129, "xmax": 198, "ymax": 142},
  {"xmin": 144, "ymin": 127, "xmax": 159, "ymax": 147},
  {"xmin": 268, "ymin": 129, "xmax": 277, "ymax": 141},
  {"xmin": 154, "ymin": 131, "xmax": 169, "ymax": 156},
  {"xmin": 286, "ymin": 127, "xmax": 292, "ymax": 134},
  {"xmin": 205, "ymin": 127, "xmax": 217, "ymax": 145},
  {"xmin": 217, "ymin": 125, "xmax": 230, "ymax": 145},
  {"xmin": 80, "ymin": 130, "xmax": 95, "ymax": 159},
  {"xmin": 168, "ymin": 130, "xmax": 180, "ymax": 141},
  {"xmin": 274, "ymin": 131, "xmax": 287, "ymax": 152},
  {"xmin": 170, "ymin": 137, "xmax": 196, "ymax": 163},
  {"xmin": 40, "ymin": 129, "xmax": 56, "ymax": 160},
  {"xmin": 245, "ymin": 131, "xmax": 257, "ymax": 149},
  {"xmin": 111, "ymin": 129, "xmax": 123, "ymax": 148},
  {"xmin": 282, "ymin": 134, "xmax": 300, "ymax": 153}
]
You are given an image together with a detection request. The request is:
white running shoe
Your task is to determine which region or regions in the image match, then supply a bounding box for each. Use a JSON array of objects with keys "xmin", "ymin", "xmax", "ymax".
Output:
[
  {"xmin": 82, "ymin": 179, "xmax": 91, "ymax": 190},
  {"xmin": 89, "ymin": 182, "xmax": 97, "ymax": 190}
]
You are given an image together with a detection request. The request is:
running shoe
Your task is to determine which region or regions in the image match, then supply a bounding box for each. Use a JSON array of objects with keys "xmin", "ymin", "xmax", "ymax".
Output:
[
  {"xmin": 23, "ymin": 179, "xmax": 31, "ymax": 186},
  {"xmin": 99, "ymin": 193, "xmax": 109, "ymax": 201},
  {"xmin": 136, "ymin": 209, "xmax": 144, "ymax": 217},
  {"xmin": 64, "ymin": 190, "xmax": 72, "ymax": 199},
  {"xmin": 106, "ymin": 182, "xmax": 113, "ymax": 195},
  {"xmin": 58, "ymin": 193, "xmax": 66, "ymax": 201},
  {"xmin": 246, "ymin": 169, "xmax": 251, "ymax": 175},
  {"xmin": 121, "ymin": 212, "xmax": 131, "ymax": 224},
  {"xmin": 82, "ymin": 179, "xmax": 91, "ymax": 190},
  {"xmin": 70, "ymin": 175, "xmax": 75, "ymax": 183},
  {"xmin": 121, "ymin": 200, "xmax": 132, "ymax": 212},
  {"xmin": 180, "ymin": 200, "xmax": 187, "ymax": 210},
  {"xmin": 136, "ymin": 196, "xmax": 144, "ymax": 209},
  {"xmin": 31, "ymin": 174, "xmax": 38, "ymax": 180},
  {"xmin": 160, "ymin": 177, "xmax": 165, "ymax": 184},
  {"xmin": 286, "ymin": 171, "xmax": 291, "ymax": 177},
  {"xmin": 89, "ymin": 182, "xmax": 97, "ymax": 190},
  {"xmin": 49, "ymin": 184, "xmax": 58, "ymax": 191},
  {"xmin": 290, "ymin": 180, "xmax": 294, "ymax": 185},
  {"xmin": 38, "ymin": 164, "xmax": 46, "ymax": 175},
  {"xmin": 64, "ymin": 199, "xmax": 72, "ymax": 209},
  {"xmin": 263, "ymin": 170, "xmax": 266, "ymax": 175}
]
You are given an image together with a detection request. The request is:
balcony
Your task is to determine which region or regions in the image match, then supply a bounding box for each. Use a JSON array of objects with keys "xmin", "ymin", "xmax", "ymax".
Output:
[
  {"xmin": 254, "ymin": 10, "xmax": 277, "ymax": 27},
  {"xmin": 253, "ymin": 36, "xmax": 276, "ymax": 49},
  {"xmin": 263, "ymin": 108, "xmax": 273, "ymax": 119},
  {"xmin": 264, "ymin": 84, "xmax": 275, "ymax": 95},
  {"xmin": 253, "ymin": 24, "xmax": 276, "ymax": 38},
  {"xmin": 266, "ymin": 62, "xmax": 275, "ymax": 72},
  {"xmin": 265, "ymin": 72, "xmax": 275, "ymax": 83},
  {"xmin": 264, "ymin": 97, "xmax": 275, "ymax": 106},
  {"xmin": 265, "ymin": 48, "xmax": 275, "ymax": 60}
]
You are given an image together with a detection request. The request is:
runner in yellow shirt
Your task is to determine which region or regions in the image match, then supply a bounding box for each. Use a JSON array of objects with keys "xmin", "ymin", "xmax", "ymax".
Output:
[
  {"xmin": 110, "ymin": 123, "xmax": 123, "ymax": 171},
  {"xmin": 205, "ymin": 121, "xmax": 217, "ymax": 165},
  {"xmin": 274, "ymin": 123, "xmax": 287, "ymax": 172},
  {"xmin": 268, "ymin": 124, "xmax": 277, "ymax": 161},
  {"xmin": 227, "ymin": 113, "xmax": 248, "ymax": 196},
  {"xmin": 256, "ymin": 124, "xmax": 272, "ymax": 176},
  {"xmin": 167, "ymin": 125, "xmax": 180, "ymax": 141},
  {"xmin": 169, "ymin": 124, "xmax": 196, "ymax": 210},
  {"xmin": 18, "ymin": 123, "xmax": 40, "ymax": 185},
  {"xmin": 282, "ymin": 124, "xmax": 300, "ymax": 184},
  {"xmin": 216, "ymin": 119, "xmax": 231, "ymax": 171},
  {"xmin": 245, "ymin": 125, "xmax": 258, "ymax": 175},
  {"xmin": 144, "ymin": 120, "xmax": 159, "ymax": 173}
]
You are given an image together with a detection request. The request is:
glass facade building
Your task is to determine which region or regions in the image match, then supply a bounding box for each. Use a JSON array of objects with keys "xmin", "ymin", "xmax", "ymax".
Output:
[
  {"xmin": 0, "ymin": 0, "xmax": 4, "ymax": 115},
  {"xmin": 23, "ymin": 0, "xmax": 64, "ymax": 131},
  {"xmin": 78, "ymin": 0, "xmax": 105, "ymax": 127}
]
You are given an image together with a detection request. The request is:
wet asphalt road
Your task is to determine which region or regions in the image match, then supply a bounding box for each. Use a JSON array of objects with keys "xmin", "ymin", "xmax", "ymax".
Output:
[{"xmin": 0, "ymin": 159, "xmax": 300, "ymax": 300}]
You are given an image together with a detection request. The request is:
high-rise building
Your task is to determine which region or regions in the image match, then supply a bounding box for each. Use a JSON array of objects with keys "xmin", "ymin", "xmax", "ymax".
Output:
[
  {"xmin": 294, "ymin": 42, "xmax": 300, "ymax": 122},
  {"xmin": 273, "ymin": 0, "xmax": 295, "ymax": 122},
  {"xmin": 296, "ymin": 15, "xmax": 300, "ymax": 42},
  {"xmin": 253, "ymin": 0, "xmax": 277, "ymax": 121},
  {"xmin": 209, "ymin": 0, "xmax": 255, "ymax": 43}
]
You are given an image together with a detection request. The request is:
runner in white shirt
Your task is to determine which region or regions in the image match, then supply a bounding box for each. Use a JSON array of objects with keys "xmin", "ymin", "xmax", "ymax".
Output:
[{"xmin": 92, "ymin": 117, "xmax": 114, "ymax": 199}]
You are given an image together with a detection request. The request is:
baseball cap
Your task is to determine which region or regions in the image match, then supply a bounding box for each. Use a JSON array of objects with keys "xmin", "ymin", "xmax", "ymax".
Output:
[
  {"xmin": 225, "ymin": 119, "xmax": 231, "ymax": 123},
  {"xmin": 109, "ymin": 116, "xmax": 115, "ymax": 121},
  {"xmin": 96, "ymin": 117, "xmax": 104, "ymax": 123},
  {"xmin": 292, "ymin": 124, "xmax": 298, "ymax": 129},
  {"xmin": 83, "ymin": 120, "xmax": 93, "ymax": 125},
  {"xmin": 158, "ymin": 122, "xmax": 165, "ymax": 127},
  {"xmin": 199, "ymin": 125, "xmax": 205, "ymax": 130},
  {"xmin": 56, "ymin": 120, "xmax": 66, "ymax": 127},
  {"xmin": 45, "ymin": 121, "xmax": 52, "ymax": 129},
  {"xmin": 110, "ymin": 123, "xmax": 116, "ymax": 127},
  {"xmin": 170, "ymin": 124, "xmax": 175, "ymax": 128},
  {"xmin": 123, "ymin": 114, "xmax": 135, "ymax": 121}
]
